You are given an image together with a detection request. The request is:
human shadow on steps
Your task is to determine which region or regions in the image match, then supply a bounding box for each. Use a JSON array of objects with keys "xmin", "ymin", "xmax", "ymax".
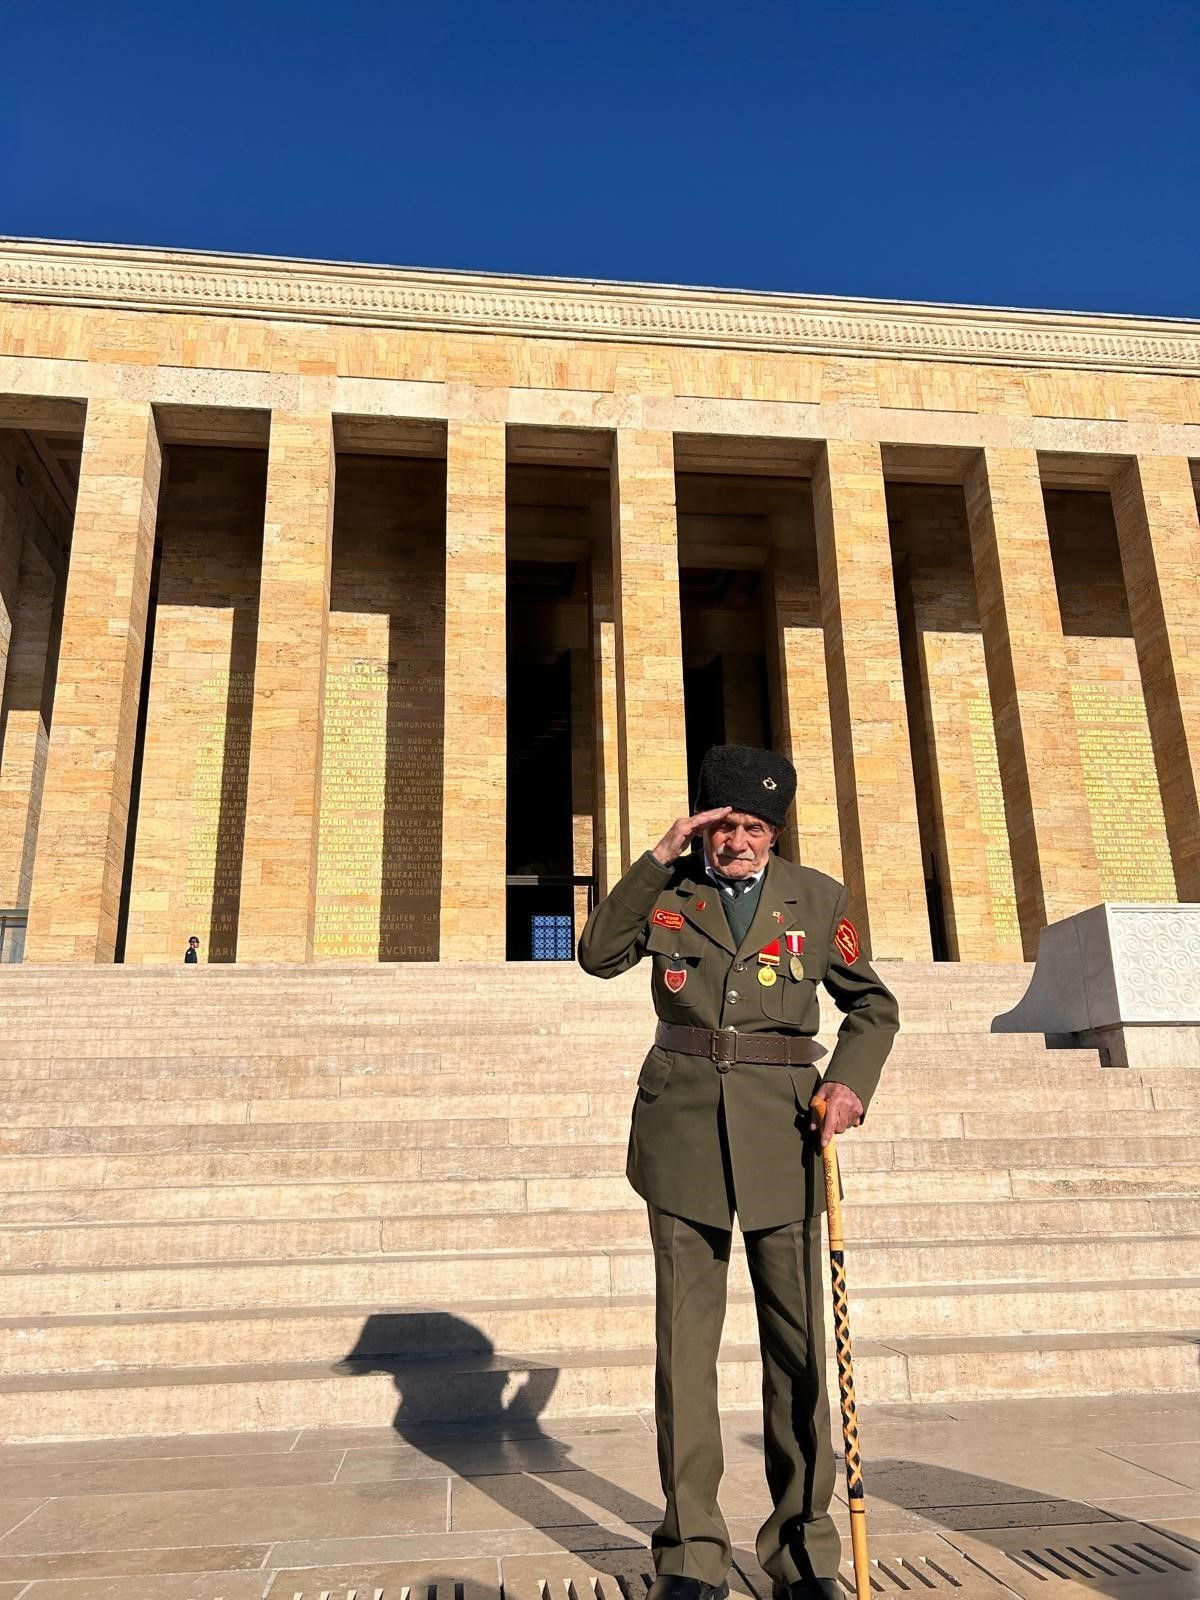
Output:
[{"xmin": 336, "ymin": 1311, "xmax": 674, "ymax": 1582}]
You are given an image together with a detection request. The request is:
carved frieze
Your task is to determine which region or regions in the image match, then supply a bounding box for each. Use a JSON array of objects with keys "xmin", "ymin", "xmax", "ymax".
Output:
[{"xmin": 1, "ymin": 238, "xmax": 1199, "ymax": 375}]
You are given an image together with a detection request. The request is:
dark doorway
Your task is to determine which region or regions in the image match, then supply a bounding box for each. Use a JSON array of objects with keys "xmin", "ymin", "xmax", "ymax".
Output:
[{"xmin": 506, "ymin": 620, "xmax": 576, "ymax": 961}]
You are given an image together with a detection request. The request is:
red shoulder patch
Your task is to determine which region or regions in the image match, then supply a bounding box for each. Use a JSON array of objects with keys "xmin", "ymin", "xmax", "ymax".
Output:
[
  {"xmin": 833, "ymin": 917, "xmax": 860, "ymax": 965},
  {"xmin": 651, "ymin": 908, "xmax": 685, "ymax": 931}
]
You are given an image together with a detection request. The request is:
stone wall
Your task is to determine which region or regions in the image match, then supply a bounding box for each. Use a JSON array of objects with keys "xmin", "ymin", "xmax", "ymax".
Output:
[
  {"xmin": 315, "ymin": 454, "xmax": 446, "ymax": 961},
  {"xmin": 890, "ymin": 483, "xmax": 1023, "ymax": 963},
  {"xmin": 1046, "ymin": 490, "xmax": 1177, "ymax": 903},
  {"xmin": 123, "ymin": 447, "xmax": 265, "ymax": 964}
]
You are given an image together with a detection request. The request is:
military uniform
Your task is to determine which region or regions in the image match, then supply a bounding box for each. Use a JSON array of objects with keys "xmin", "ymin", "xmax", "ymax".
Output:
[{"xmin": 578, "ymin": 759, "xmax": 898, "ymax": 1597}]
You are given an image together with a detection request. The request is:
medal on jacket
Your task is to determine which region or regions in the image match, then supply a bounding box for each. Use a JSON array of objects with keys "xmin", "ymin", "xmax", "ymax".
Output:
[
  {"xmin": 786, "ymin": 929, "xmax": 805, "ymax": 982},
  {"xmin": 758, "ymin": 937, "xmax": 780, "ymax": 986},
  {"xmin": 664, "ymin": 954, "xmax": 687, "ymax": 994}
]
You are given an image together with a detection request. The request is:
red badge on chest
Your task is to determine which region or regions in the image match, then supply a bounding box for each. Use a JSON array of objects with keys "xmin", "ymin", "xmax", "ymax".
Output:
[
  {"xmin": 664, "ymin": 968, "xmax": 688, "ymax": 993},
  {"xmin": 834, "ymin": 917, "xmax": 860, "ymax": 965},
  {"xmin": 652, "ymin": 909, "xmax": 685, "ymax": 931}
]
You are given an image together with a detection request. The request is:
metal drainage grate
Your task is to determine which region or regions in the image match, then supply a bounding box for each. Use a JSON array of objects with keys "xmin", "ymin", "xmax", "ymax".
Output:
[
  {"xmin": 1004, "ymin": 1534, "xmax": 1197, "ymax": 1584},
  {"xmin": 196, "ymin": 1536, "xmax": 1200, "ymax": 1599},
  {"xmin": 839, "ymin": 1554, "xmax": 966, "ymax": 1592}
]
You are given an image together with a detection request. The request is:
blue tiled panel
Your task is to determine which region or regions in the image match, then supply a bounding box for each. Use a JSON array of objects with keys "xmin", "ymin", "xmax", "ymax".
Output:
[{"xmin": 531, "ymin": 915, "xmax": 573, "ymax": 961}]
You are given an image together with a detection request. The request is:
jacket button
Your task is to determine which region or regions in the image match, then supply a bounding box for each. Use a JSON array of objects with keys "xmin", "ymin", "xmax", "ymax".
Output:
[
  {"xmin": 734, "ymin": 962, "xmax": 745, "ymax": 972},
  {"xmin": 716, "ymin": 1059, "xmax": 732, "ymax": 1074},
  {"xmin": 726, "ymin": 990, "xmax": 740, "ymax": 1004}
]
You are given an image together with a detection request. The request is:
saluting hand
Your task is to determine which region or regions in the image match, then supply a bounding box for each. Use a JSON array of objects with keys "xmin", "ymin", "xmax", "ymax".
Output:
[
  {"xmin": 651, "ymin": 807, "xmax": 733, "ymax": 866},
  {"xmin": 809, "ymin": 1082, "xmax": 864, "ymax": 1149}
]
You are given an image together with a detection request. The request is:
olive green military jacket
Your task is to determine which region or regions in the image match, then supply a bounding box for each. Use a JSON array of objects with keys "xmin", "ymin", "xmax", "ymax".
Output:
[{"xmin": 578, "ymin": 849, "xmax": 899, "ymax": 1230}]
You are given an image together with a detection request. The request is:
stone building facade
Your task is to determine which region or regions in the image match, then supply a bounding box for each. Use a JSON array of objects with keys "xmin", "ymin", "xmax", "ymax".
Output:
[{"xmin": 0, "ymin": 238, "xmax": 1197, "ymax": 966}]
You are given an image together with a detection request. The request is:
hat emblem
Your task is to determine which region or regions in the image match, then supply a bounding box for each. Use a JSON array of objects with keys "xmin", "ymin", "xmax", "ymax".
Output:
[{"xmin": 762, "ymin": 776, "xmax": 777, "ymax": 790}]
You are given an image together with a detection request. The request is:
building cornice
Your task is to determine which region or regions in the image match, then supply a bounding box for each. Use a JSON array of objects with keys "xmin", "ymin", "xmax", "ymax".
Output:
[{"xmin": 0, "ymin": 237, "xmax": 1198, "ymax": 377}]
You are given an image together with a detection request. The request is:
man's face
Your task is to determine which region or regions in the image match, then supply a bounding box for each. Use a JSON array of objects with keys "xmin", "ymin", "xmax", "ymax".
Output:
[{"xmin": 705, "ymin": 811, "xmax": 779, "ymax": 878}]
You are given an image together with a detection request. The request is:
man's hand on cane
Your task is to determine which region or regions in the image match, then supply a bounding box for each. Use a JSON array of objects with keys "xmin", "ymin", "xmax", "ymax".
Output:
[
  {"xmin": 809, "ymin": 1082, "xmax": 863, "ymax": 1148},
  {"xmin": 651, "ymin": 806, "xmax": 732, "ymax": 865}
]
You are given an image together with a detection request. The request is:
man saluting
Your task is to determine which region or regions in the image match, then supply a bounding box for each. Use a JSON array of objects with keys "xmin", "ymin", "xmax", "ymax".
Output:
[{"xmin": 578, "ymin": 744, "xmax": 899, "ymax": 1600}]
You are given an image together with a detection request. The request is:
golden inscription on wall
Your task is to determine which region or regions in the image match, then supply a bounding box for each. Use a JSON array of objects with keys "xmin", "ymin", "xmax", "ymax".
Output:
[
  {"xmin": 185, "ymin": 668, "xmax": 253, "ymax": 962},
  {"xmin": 966, "ymin": 695, "xmax": 1023, "ymax": 949},
  {"xmin": 316, "ymin": 659, "xmax": 388, "ymax": 959},
  {"xmin": 1071, "ymin": 683, "xmax": 1177, "ymax": 901},
  {"xmin": 315, "ymin": 655, "xmax": 441, "ymax": 961}
]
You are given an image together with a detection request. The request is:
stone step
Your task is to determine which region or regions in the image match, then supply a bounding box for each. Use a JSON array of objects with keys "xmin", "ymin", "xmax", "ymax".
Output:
[
  {"xmin": 3, "ymin": 1177, "xmax": 1196, "ymax": 1243},
  {"xmin": 1, "ymin": 1147, "xmax": 1196, "ymax": 1200},
  {"xmin": 0, "ymin": 957, "xmax": 1024, "ymax": 983},
  {"xmin": 0, "ymin": 1233, "xmax": 1191, "ymax": 1315},
  {"xmin": 0, "ymin": 1035, "xmax": 1109, "ymax": 1081},
  {"xmin": 0, "ymin": 1197, "xmax": 1195, "ymax": 1272},
  {"xmin": 0, "ymin": 1012, "xmax": 1035, "ymax": 1053},
  {"xmin": 4, "ymin": 1276, "xmax": 1197, "ymax": 1377},
  {"xmin": 0, "ymin": 1088, "xmax": 608, "ymax": 1127},
  {"xmin": 0, "ymin": 1062, "xmax": 1159, "ymax": 1109},
  {"xmin": 0, "ymin": 1326, "xmax": 1191, "ymax": 1442},
  {"xmin": 4, "ymin": 1123, "xmax": 1199, "ymax": 1173}
]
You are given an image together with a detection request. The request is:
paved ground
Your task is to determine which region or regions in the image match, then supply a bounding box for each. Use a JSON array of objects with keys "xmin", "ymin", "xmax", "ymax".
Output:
[{"xmin": 0, "ymin": 1393, "xmax": 1195, "ymax": 1598}]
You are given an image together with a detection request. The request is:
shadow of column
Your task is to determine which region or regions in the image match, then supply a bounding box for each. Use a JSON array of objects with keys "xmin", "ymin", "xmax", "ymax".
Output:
[
  {"xmin": 379, "ymin": 608, "xmax": 444, "ymax": 961},
  {"xmin": 207, "ymin": 598, "xmax": 257, "ymax": 961}
]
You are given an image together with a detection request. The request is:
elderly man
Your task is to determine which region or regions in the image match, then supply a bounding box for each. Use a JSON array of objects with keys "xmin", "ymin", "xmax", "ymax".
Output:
[{"xmin": 578, "ymin": 744, "xmax": 899, "ymax": 1600}]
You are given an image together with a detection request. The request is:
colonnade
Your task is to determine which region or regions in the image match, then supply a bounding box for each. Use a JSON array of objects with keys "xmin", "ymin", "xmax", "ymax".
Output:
[{"xmin": 8, "ymin": 399, "xmax": 1200, "ymax": 966}]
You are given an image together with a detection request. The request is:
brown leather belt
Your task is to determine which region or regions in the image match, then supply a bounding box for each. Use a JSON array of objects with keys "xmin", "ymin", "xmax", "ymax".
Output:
[{"xmin": 655, "ymin": 1020, "xmax": 826, "ymax": 1069}]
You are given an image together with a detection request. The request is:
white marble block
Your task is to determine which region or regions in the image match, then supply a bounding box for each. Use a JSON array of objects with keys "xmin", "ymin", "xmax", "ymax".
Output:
[{"xmin": 993, "ymin": 903, "xmax": 1200, "ymax": 1067}]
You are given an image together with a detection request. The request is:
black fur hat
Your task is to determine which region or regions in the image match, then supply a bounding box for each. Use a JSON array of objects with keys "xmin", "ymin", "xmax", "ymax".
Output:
[{"xmin": 695, "ymin": 744, "xmax": 796, "ymax": 828}]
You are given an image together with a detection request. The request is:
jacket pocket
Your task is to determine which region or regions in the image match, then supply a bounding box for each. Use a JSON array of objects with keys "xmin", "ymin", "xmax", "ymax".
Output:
[
  {"xmin": 761, "ymin": 973, "xmax": 819, "ymax": 1028},
  {"xmin": 788, "ymin": 1064, "xmax": 821, "ymax": 1112},
  {"xmin": 637, "ymin": 1045, "xmax": 675, "ymax": 1098},
  {"xmin": 647, "ymin": 922, "xmax": 704, "ymax": 1009}
]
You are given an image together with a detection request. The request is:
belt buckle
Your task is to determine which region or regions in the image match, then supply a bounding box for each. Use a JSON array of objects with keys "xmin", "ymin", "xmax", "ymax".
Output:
[{"xmin": 711, "ymin": 1026, "xmax": 738, "ymax": 1070}]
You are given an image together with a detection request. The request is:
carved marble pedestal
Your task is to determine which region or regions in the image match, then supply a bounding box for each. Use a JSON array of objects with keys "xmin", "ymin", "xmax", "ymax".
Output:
[{"xmin": 993, "ymin": 903, "xmax": 1200, "ymax": 1067}]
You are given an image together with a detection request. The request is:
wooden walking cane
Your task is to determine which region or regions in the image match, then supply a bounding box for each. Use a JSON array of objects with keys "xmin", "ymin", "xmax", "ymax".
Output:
[{"xmin": 811, "ymin": 1098, "xmax": 871, "ymax": 1600}]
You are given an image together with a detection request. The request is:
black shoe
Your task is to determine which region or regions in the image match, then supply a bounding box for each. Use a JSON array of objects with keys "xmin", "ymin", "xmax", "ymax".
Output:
[
  {"xmin": 647, "ymin": 1578, "xmax": 730, "ymax": 1600},
  {"xmin": 772, "ymin": 1580, "xmax": 840, "ymax": 1600}
]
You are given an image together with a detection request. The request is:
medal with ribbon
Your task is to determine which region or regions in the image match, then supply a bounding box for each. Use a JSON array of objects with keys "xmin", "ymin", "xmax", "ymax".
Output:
[{"xmin": 757, "ymin": 936, "xmax": 781, "ymax": 987}]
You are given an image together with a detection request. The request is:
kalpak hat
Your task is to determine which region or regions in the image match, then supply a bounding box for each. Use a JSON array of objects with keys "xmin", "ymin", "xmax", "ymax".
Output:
[{"xmin": 695, "ymin": 743, "xmax": 796, "ymax": 829}]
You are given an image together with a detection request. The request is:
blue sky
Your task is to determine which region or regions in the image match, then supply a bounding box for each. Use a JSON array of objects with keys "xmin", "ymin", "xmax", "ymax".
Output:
[{"xmin": 5, "ymin": 1, "xmax": 1197, "ymax": 316}]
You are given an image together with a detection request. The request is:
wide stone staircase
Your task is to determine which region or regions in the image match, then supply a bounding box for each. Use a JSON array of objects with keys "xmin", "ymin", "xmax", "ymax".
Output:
[{"xmin": 0, "ymin": 960, "xmax": 1197, "ymax": 1442}]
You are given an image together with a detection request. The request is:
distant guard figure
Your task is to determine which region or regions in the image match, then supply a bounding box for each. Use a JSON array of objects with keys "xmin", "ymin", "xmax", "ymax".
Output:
[
  {"xmin": 184, "ymin": 935, "xmax": 200, "ymax": 964},
  {"xmin": 578, "ymin": 744, "xmax": 899, "ymax": 1600}
]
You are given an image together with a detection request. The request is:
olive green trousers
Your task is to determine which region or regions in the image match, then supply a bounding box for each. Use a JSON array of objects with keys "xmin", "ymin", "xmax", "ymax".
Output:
[{"xmin": 647, "ymin": 1205, "xmax": 840, "ymax": 1588}]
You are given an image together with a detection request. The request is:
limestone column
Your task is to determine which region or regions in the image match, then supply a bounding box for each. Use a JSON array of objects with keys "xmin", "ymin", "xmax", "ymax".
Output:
[
  {"xmin": 1112, "ymin": 456, "xmax": 1200, "ymax": 899},
  {"xmin": 25, "ymin": 400, "xmax": 162, "ymax": 962},
  {"xmin": 0, "ymin": 542, "xmax": 59, "ymax": 908},
  {"xmin": 812, "ymin": 440, "xmax": 930, "ymax": 958},
  {"xmin": 237, "ymin": 412, "xmax": 334, "ymax": 963},
  {"xmin": 439, "ymin": 421, "xmax": 506, "ymax": 962},
  {"xmin": 964, "ymin": 449, "xmax": 1101, "ymax": 952},
  {"xmin": 589, "ymin": 494, "xmax": 623, "ymax": 901},
  {"xmin": 765, "ymin": 535, "xmax": 842, "ymax": 883},
  {"xmin": 610, "ymin": 429, "xmax": 688, "ymax": 866}
]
